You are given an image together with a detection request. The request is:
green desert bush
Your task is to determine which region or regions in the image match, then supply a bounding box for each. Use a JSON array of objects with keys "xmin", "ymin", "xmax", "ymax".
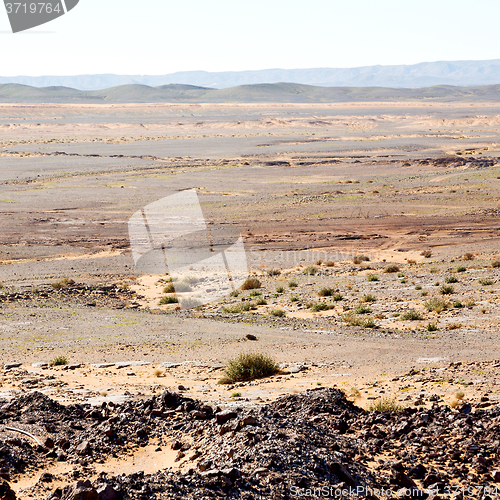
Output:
[
  {"xmin": 367, "ymin": 274, "xmax": 379, "ymax": 282},
  {"xmin": 288, "ymin": 281, "xmax": 298, "ymax": 288},
  {"xmin": 50, "ymin": 355, "xmax": 68, "ymax": 366},
  {"xmin": 478, "ymin": 278, "xmax": 493, "ymax": 286},
  {"xmin": 400, "ymin": 309, "xmax": 423, "ymax": 321},
  {"xmin": 241, "ymin": 277, "xmax": 261, "ymax": 290},
  {"xmin": 163, "ymin": 282, "xmax": 192, "ymax": 293},
  {"xmin": 385, "ymin": 264, "xmax": 400, "ymax": 273},
  {"xmin": 276, "ymin": 286, "xmax": 284, "ymax": 294},
  {"xmin": 255, "ymin": 298, "xmax": 267, "ymax": 306},
  {"xmin": 445, "ymin": 276, "xmax": 459, "ymax": 284},
  {"xmin": 159, "ymin": 296, "xmax": 178, "ymax": 305},
  {"xmin": 310, "ymin": 302, "xmax": 330, "ymax": 312},
  {"xmin": 222, "ymin": 303, "xmax": 253, "ymax": 313},
  {"xmin": 457, "ymin": 266, "xmax": 466, "ymax": 273},
  {"xmin": 332, "ymin": 292, "xmax": 343, "ymax": 301},
  {"xmin": 353, "ymin": 254, "xmax": 370, "ymax": 264},
  {"xmin": 318, "ymin": 287, "xmax": 336, "ymax": 297},
  {"xmin": 368, "ymin": 398, "xmax": 404, "ymax": 412},
  {"xmin": 342, "ymin": 313, "xmax": 376, "ymax": 328},
  {"xmin": 492, "ymin": 260, "xmax": 500, "ymax": 268},
  {"xmin": 218, "ymin": 353, "xmax": 280, "ymax": 384},
  {"xmin": 424, "ymin": 297, "xmax": 449, "ymax": 313},
  {"xmin": 440, "ymin": 285, "xmax": 454, "ymax": 295},
  {"xmin": 269, "ymin": 309, "xmax": 285, "ymax": 317},
  {"xmin": 421, "ymin": 250, "xmax": 432, "ymax": 258},
  {"xmin": 354, "ymin": 304, "xmax": 372, "ymax": 315},
  {"xmin": 426, "ymin": 322, "xmax": 438, "ymax": 332},
  {"xmin": 362, "ymin": 294, "xmax": 376, "ymax": 303}
]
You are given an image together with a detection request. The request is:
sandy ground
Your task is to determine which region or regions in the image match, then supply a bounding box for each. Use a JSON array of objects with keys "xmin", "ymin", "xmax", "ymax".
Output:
[{"xmin": 1, "ymin": 101, "xmax": 500, "ymax": 496}]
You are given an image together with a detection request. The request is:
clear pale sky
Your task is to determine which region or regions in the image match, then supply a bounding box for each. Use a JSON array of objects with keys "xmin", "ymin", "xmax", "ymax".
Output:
[{"xmin": 1, "ymin": 0, "xmax": 499, "ymax": 76}]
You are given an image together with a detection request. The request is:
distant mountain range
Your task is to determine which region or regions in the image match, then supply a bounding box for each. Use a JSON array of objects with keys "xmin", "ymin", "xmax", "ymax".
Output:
[
  {"xmin": 1, "ymin": 60, "xmax": 500, "ymax": 90},
  {"xmin": 1, "ymin": 82, "xmax": 500, "ymax": 103}
]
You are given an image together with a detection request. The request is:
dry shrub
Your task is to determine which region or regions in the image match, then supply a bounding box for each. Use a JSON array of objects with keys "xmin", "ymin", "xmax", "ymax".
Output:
[
  {"xmin": 241, "ymin": 277, "xmax": 261, "ymax": 290},
  {"xmin": 368, "ymin": 398, "xmax": 404, "ymax": 412},
  {"xmin": 424, "ymin": 297, "xmax": 449, "ymax": 313},
  {"xmin": 218, "ymin": 353, "xmax": 280, "ymax": 384},
  {"xmin": 353, "ymin": 255, "xmax": 370, "ymax": 264},
  {"xmin": 52, "ymin": 278, "xmax": 75, "ymax": 290},
  {"xmin": 384, "ymin": 264, "xmax": 400, "ymax": 273}
]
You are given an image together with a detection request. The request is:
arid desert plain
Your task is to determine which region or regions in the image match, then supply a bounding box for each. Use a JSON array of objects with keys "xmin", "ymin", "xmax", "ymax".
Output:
[{"xmin": 0, "ymin": 101, "xmax": 500, "ymax": 498}]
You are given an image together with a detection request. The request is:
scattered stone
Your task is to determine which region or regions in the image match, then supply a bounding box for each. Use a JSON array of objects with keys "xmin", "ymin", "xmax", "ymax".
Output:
[
  {"xmin": 75, "ymin": 441, "xmax": 90, "ymax": 456},
  {"xmin": 240, "ymin": 415, "xmax": 257, "ymax": 427},
  {"xmin": 216, "ymin": 410, "xmax": 237, "ymax": 425},
  {"xmin": 95, "ymin": 485, "xmax": 121, "ymax": 500},
  {"xmin": 159, "ymin": 362, "xmax": 181, "ymax": 369},
  {"xmin": 63, "ymin": 363, "xmax": 81, "ymax": 371},
  {"xmin": 2, "ymin": 386, "xmax": 500, "ymax": 499},
  {"xmin": 115, "ymin": 361, "xmax": 151, "ymax": 369},
  {"xmin": 3, "ymin": 363, "xmax": 21, "ymax": 370}
]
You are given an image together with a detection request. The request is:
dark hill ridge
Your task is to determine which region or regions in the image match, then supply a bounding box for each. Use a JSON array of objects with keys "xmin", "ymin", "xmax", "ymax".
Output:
[{"xmin": 1, "ymin": 82, "xmax": 500, "ymax": 103}]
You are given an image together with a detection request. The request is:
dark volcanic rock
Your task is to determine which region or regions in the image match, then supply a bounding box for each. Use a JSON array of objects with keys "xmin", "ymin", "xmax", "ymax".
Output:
[
  {"xmin": 0, "ymin": 481, "xmax": 15, "ymax": 500},
  {"xmin": 1, "ymin": 387, "xmax": 499, "ymax": 499},
  {"xmin": 216, "ymin": 410, "xmax": 237, "ymax": 425},
  {"xmin": 60, "ymin": 481, "xmax": 98, "ymax": 500}
]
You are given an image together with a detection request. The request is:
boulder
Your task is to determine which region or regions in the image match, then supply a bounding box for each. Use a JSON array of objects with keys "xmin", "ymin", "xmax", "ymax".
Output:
[
  {"xmin": 0, "ymin": 481, "xmax": 15, "ymax": 500},
  {"xmin": 61, "ymin": 481, "xmax": 98, "ymax": 500},
  {"xmin": 216, "ymin": 410, "xmax": 237, "ymax": 425}
]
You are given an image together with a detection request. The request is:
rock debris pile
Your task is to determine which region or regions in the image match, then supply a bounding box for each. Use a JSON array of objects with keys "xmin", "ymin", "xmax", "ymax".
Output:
[{"xmin": 0, "ymin": 389, "xmax": 499, "ymax": 499}]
